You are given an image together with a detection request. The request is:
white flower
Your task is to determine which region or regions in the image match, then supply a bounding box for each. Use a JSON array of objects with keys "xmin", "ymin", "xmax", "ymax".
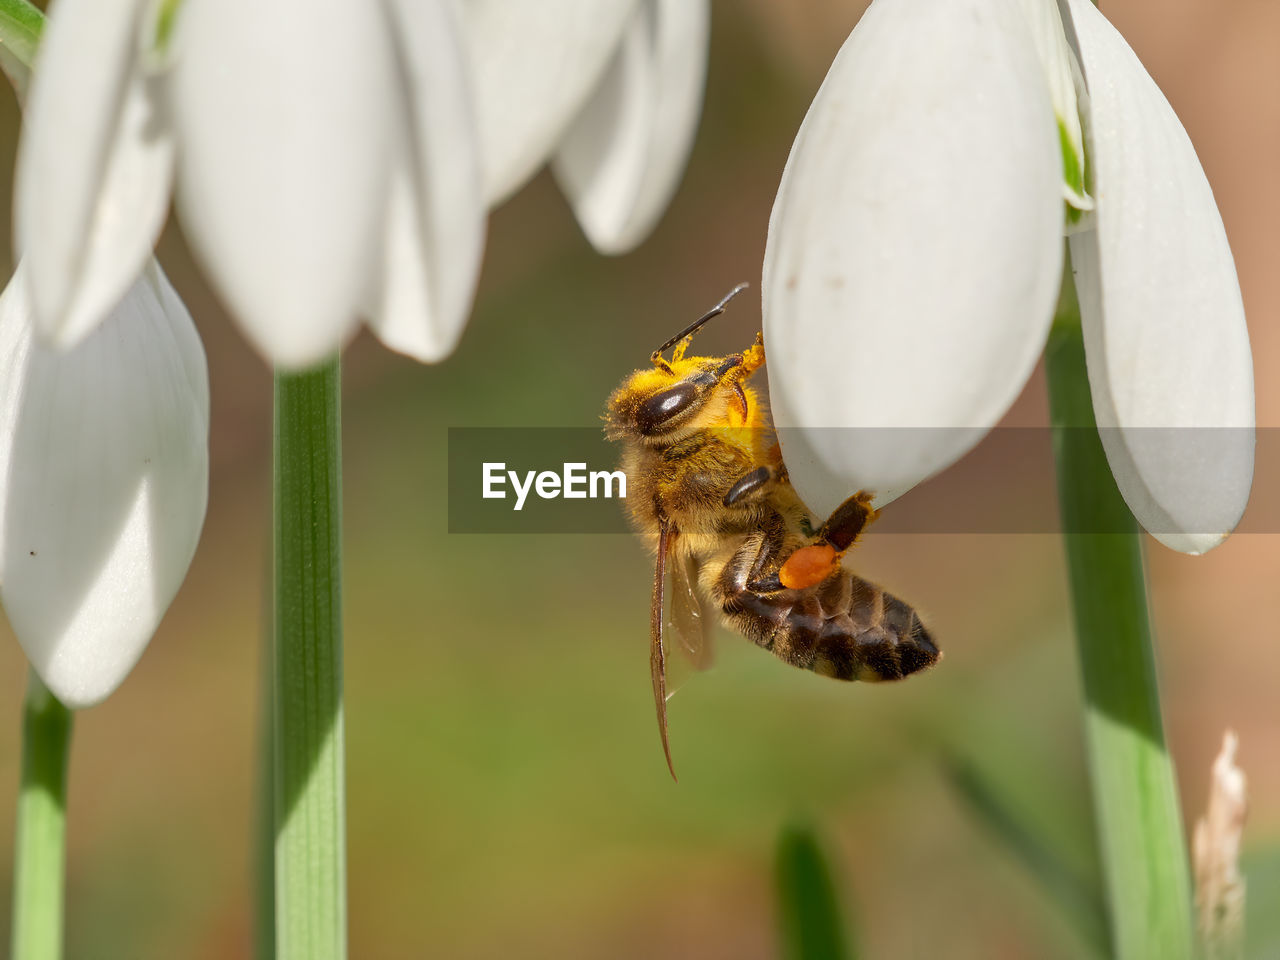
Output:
[
  {"xmin": 761, "ymin": 0, "xmax": 1253, "ymax": 555},
  {"xmin": 2, "ymin": 0, "xmax": 711, "ymax": 705},
  {"xmin": 0, "ymin": 261, "xmax": 209, "ymax": 708},
  {"xmin": 18, "ymin": 0, "xmax": 709, "ymax": 369},
  {"xmin": 18, "ymin": 0, "xmax": 485, "ymax": 369},
  {"xmin": 456, "ymin": 0, "xmax": 709, "ymax": 254}
]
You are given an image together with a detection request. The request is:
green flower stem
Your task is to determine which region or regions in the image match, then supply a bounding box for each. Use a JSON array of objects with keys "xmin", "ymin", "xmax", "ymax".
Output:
[
  {"xmin": 1045, "ymin": 262, "xmax": 1194, "ymax": 960},
  {"xmin": 11, "ymin": 672, "xmax": 73, "ymax": 960},
  {"xmin": 274, "ymin": 358, "xmax": 346, "ymax": 960}
]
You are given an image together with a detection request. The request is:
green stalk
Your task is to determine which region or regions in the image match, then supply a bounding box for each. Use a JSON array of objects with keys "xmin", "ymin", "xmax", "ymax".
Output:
[
  {"xmin": 11, "ymin": 672, "xmax": 73, "ymax": 960},
  {"xmin": 273, "ymin": 358, "xmax": 346, "ymax": 960},
  {"xmin": 256, "ymin": 563, "xmax": 277, "ymax": 960},
  {"xmin": 1045, "ymin": 261, "xmax": 1194, "ymax": 959}
]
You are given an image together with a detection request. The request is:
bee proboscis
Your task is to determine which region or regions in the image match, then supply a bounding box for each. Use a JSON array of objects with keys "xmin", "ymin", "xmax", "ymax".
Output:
[{"xmin": 605, "ymin": 284, "xmax": 940, "ymax": 780}]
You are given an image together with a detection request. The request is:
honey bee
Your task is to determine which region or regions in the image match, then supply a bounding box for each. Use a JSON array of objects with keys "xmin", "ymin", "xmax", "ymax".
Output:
[{"xmin": 605, "ymin": 284, "xmax": 940, "ymax": 779}]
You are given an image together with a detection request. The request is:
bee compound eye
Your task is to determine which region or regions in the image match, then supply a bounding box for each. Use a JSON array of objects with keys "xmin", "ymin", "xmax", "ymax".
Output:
[{"xmin": 635, "ymin": 380, "xmax": 702, "ymax": 435}]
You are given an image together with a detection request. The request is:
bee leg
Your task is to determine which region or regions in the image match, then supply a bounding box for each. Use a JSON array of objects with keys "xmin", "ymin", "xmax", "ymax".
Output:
[
  {"xmin": 671, "ymin": 334, "xmax": 696, "ymax": 363},
  {"xmin": 717, "ymin": 521, "xmax": 815, "ymax": 661},
  {"xmin": 742, "ymin": 515, "xmax": 789, "ymax": 594},
  {"xmin": 723, "ymin": 464, "xmax": 781, "ymax": 507},
  {"xmin": 723, "ymin": 440, "xmax": 791, "ymax": 508},
  {"xmin": 814, "ymin": 490, "xmax": 879, "ymax": 551},
  {"xmin": 776, "ymin": 492, "xmax": 879, "ymax": 591},
  {"xmin": 718, "ymin": 519, "xmax": 787, "ymax": 605},
  {"xmin": 739, "ymin": 332, "xmax": 765, "ymax": 375}
]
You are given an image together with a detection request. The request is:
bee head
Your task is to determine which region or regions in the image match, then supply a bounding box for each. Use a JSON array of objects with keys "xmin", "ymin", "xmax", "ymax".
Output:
[
  {"xmin": 605, "ymin": 284, "xmax": 761, "ymax": 443},
  {"xmin": 605, "ymin": 346, "xmax": 763, "ymax": 444}
]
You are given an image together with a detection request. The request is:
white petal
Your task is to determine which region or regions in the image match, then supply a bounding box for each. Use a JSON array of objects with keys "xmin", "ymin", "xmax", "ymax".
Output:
[
  {"xmin": 455, "ymin": 0, "xmax": 639, "ymax": 204},
  {"xmin": 16, "ymin": 0, "xmax": 175, "ymax": 348},
  {"xmin": 1011, "ymin": 0, "xmax": 1091, "ymax": 209},
  {"xmin": 1063, "ymin": 0, "xmax": 1254, "ymax": 555},
  {"xmin": 169, "ymin": 0, "xmax": 396, "ymax": 368},
  {"xmin": 551, "ymin": 0, "xmax": 709, "ymax": 254},
  {"xmin": 762, "ymin": 0, "xmax": 1063, "ymax": 519},
  {"xmin": 0, "ymin": 263, "xmax": 209, "ymax": 708},
  {"xmin": 366, "ymin": 0, "xmax": 486, "ymax": 363}
]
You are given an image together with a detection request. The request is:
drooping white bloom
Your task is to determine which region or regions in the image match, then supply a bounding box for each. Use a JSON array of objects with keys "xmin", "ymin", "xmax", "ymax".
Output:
[
  {"xmin": 456, "ymin": 0, "xmax": 709, "ymax": 254},
  {"xmin": 549, "ymin": 0, "xmax": 710, "ymax": 253},
  {"xmin": 18, "ymin": 0, "xmax": 485, "ymax": 369},
  {"xmin": 0, "ymin": 262, "xmax": 209, "ymax": 707},
  {"xmin": 18, "ymin": 0, "xmax": 710, "ymax": 369},
  {"xmin": 2, "ymin": 0, "xmax": 711, "ymax": 706},
  {"xmin": 762, "ymin": 0, "xmax": 1253, "ymax": 555}
]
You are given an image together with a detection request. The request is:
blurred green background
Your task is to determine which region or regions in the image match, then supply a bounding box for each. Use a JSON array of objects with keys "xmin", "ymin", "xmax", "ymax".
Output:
[{"xmin": 1, "ymin": 1, "xmax": 1278, "ymax": 957}]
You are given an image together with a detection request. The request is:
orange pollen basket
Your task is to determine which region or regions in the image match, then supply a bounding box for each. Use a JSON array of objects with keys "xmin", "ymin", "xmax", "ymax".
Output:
[{"xmin": 778, "ymin": 543, "xmax": 840, "ymax": 590}]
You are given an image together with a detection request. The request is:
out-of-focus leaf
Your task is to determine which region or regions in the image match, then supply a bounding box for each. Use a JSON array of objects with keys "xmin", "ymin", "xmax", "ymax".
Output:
[
  {"xmin": 774, "ymin": 821, "xmax": 856, "ymax": 960},
  {"xmin": 942, "ymin": 754, "xmax": 1108, "ymax": 957}
]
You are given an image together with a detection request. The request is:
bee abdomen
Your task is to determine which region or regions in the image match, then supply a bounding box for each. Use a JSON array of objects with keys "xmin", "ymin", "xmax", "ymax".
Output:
[
  {"xmin": 808, "ymin": 574, "xmax": 939, "ymax": 681},
  {"xmin": 719, "ymin": 564, "xmax": 939, "ymax": 682}
]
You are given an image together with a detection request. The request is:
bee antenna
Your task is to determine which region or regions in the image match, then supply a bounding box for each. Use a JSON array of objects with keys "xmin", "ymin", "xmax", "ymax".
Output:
[{"xmin": 652, "ymin": 282, "xmax": 750, "ymax": 359}]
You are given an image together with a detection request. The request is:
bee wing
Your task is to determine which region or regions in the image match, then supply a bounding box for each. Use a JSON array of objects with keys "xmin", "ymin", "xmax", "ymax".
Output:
[
  {"xmin": 668, "ymin": 551, "xmax": 715, "ymax": 671},
  {"xmin": 651, "ymin": 517, "xmax": 678, "ymax": 781}
]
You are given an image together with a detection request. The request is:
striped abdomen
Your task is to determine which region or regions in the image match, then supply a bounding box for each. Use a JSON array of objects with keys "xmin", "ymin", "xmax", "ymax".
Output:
[{"xmin": 716, "ymin": 554, "xmax": 940, "ymax": 682}]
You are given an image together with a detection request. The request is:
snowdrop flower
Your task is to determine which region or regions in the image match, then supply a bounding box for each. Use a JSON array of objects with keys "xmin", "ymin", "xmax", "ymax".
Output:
[
  {"xmin": 18, "ymin": 0, "xmax": 709, "ymax": 369},
  {"xmin": 457, "ymin": 0, "xmax": 709, "ymax": 254},
  {"xmin": 0, "ymin": 261, "xmax": 208, "ymax": 707},
  {"xmin": 18, "ymin": 0, "xmax": 483, "ymax": 369},
  {"xmin": 762, "ymin": 0, "xmax": 1253, "ymax": 555}
]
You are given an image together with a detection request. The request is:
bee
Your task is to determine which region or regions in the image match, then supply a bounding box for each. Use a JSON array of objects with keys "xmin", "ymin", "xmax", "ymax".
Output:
[{"xmin": 605, "ymin": 284, "xmax": 940, "ymax": 779}]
